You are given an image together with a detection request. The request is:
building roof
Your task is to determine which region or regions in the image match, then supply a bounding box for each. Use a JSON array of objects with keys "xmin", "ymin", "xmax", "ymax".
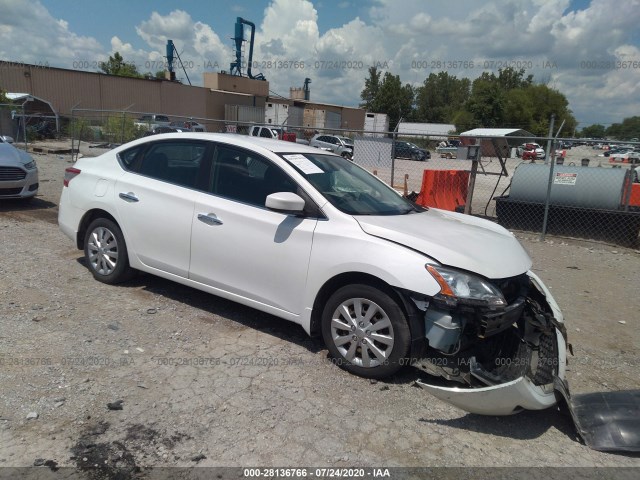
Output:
[{"xmin": 460, "ymin": 128, "xmax": 533, "ymax": 137}]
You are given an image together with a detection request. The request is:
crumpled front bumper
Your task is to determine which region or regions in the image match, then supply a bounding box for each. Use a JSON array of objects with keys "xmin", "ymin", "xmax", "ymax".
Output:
[{"xmin": 416, "ymin": 271, "xmax": 568, "ymax": 416}]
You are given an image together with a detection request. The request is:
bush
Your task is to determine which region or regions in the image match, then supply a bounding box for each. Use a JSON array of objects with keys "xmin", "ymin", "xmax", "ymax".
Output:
[{"xmin": 102, "ymin": 116, "xmax": 146, "ymax": 143}]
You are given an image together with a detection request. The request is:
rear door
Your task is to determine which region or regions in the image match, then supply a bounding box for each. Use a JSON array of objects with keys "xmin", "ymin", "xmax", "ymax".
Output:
[
  {"xmin": 114, "ymin": 140, "xmax": 212, "ymax": 277},
  {"xmin": 189, "ymin": 145, "xmax": 318, "ymax": 314}
]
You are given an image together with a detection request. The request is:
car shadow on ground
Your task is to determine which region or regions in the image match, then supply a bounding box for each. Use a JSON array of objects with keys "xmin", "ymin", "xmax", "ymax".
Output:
[
  {"xmin": 74, "ymin": 262, "xmax": 325, "ymax": 354},
  {"xmin": 418, "ymin": 406, "xmax": 579, "ymax": 442},
  {"xmin": 0, "ymin": 197, "xmax": 58, "ymax": 223},
  {"xmin": 0, "ymin": 197, "xmax": 57, "ymax": 212}
]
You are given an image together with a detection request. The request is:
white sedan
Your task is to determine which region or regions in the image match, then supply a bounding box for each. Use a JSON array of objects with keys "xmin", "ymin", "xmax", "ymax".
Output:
[{"xmin": 59, "ymin": 133, "xmax": 567, "ymax": 415}]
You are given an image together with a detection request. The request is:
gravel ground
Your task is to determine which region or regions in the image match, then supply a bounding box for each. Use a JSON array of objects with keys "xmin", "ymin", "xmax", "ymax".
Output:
[{"xmin": 0, "ymin": 141, "xmax": 639, "ymax": 476}]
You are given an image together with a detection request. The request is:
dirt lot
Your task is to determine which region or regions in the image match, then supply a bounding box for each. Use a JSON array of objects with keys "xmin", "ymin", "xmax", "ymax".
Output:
[{"xmin": 0, "ymin": 141, "xmax": 639, "ymax": 476}]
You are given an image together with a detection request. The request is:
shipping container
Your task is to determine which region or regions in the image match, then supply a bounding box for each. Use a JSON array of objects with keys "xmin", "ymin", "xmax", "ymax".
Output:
[
  {"xmin": 265, "ymin": 102, "xmax": 289, "ymax": 125},
  {"xmin": 225, "ymin": 104, "xmax": 265, "ymax": 124},
  {"xmin": 364, "ymin": 112, "xmax": 389, "ymax": 137}
]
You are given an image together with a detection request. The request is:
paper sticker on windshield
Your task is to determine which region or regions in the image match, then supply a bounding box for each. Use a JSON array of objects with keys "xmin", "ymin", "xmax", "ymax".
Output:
[
  {"xmin": 554, "ymin": 172, "xmax": 577, "ymax": 185},
  {"xmin": 284, "ymin": 154, "xmax": 324, "ymax": 174}
]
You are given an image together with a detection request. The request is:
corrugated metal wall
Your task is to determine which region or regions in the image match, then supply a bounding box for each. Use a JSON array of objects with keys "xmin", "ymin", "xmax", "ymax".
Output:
[
  {"xmin": 0, "ymin": 62, "xmax": 365, "ymax": 129},
  {"xmin": 224, "ymin": 104, "xmax": 265, "ymax": 123},
  {"xmin": 325, "ymin": 111, "xmax": 341, "ymax": 129},
  {"xmin": 288, "ymin": 106, "xmax": 304, "ymax": 127}
]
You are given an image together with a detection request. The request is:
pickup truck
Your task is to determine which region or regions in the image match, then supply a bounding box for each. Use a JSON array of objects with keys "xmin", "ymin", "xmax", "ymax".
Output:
[
  {"xmin": 435, "ymin": 140, "xmax": 461, "ymax": 159},
  {"xmin": 248, "ymin": 125, "xmax": 296, "ymax": 142},
  {"xmin": 134, "ymin": 115, "xmax": 171, "ymax": 131}
]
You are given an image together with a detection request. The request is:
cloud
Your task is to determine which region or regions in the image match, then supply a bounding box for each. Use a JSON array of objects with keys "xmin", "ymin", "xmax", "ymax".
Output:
[
  {"xmin": 0, "ymin": 0, "xmax": 104, "ymax": 67},
  {"xmin": 133, "ymin": 9, "xmax": 231, "ymax": 81},
  {"xmin": 1, "ymin": 0, "xmax": 639, "ymax": 125}
]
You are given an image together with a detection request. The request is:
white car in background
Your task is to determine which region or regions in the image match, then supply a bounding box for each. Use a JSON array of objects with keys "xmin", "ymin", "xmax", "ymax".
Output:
[
  {"xmin": 516, "ymin": 143, "xmax": 545, "ymax": 159},
  {"xmin": 0, "ymin": 135, "xmax": 39, "ymax": 200},
  {"xmin": 58, "ymin": 133, "xmax": 567, "ymax": 415}
]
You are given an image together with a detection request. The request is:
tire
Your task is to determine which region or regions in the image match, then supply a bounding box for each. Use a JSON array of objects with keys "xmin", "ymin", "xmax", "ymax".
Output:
[
  {"xmin": 341, "ymin": 152, "xmax": 353, "ymax": 160},
  {"xmin": 321, "ymin": 284, "xmax": 411, "ymax": 379},
  {"xmin": 411, "ymin": 152, "xmax": 420, "ymax": 161},
  {"xmin": 84, "ymin": 218, "xmax": 134, "ymax": 284}
]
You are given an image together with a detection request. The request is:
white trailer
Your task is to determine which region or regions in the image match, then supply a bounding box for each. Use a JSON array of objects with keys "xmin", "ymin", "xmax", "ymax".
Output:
[{"xmin": 364, "ymin": 112, "xmax": 389, "ymax": 137}]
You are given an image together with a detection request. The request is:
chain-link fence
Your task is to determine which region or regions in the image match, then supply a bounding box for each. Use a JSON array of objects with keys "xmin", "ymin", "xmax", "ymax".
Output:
[{"xmin": 67, "ymin": 108, "xmax": 640, "ymax": 248}]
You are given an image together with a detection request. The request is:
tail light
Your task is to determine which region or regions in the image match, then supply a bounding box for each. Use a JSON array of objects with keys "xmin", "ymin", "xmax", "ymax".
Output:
[{"xmin": 63, "ymin": 167, "xmax": 81, "ymax": 187}]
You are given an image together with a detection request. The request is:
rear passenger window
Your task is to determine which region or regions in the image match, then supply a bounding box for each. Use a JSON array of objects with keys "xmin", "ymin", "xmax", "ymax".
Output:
[
  {"xmin": 135, "ymin": 141, "xmax": 208, "ymax": 189},
  {"xmin": 118, "ymin": 145, "xmax": 143, "ymax": 169}
]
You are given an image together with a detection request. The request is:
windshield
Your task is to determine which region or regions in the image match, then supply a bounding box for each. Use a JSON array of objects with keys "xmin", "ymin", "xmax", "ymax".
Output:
[
  {"xmin": 340, "ymin": 137, "xmax": 354, "ymax": 146},
  {"xmin": 280, "ymin": 153, "xmax": 422, "ymax": 216}
]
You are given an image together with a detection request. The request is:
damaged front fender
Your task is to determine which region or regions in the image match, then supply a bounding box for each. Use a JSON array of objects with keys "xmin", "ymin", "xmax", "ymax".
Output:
[
  {"xmin": 415, "ymin": 270, "xmax": 568, "ymax": 416},
  {"xmin": 417, "ymin": 328, "xmax": 567, "ymax": 415}
]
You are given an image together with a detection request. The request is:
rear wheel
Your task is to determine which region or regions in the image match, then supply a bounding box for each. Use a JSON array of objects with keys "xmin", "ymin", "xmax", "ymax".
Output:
[
  {"xmin": 84, "ymin": 218, "xmax": 134, "ymax": 284},
  {"xmin": 321, "ymin": 284, "xmax": 411, "ymax": 379}
]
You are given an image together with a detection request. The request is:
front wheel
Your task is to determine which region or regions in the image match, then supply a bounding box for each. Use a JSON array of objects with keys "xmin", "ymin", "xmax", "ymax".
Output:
[
  {"xmin": 341, "ymin": 152, "xmax": 353, "ymax": 160},
  {"xmin": 321, "ymin": 284, "xmax": 411, "ymax": 379},
  {"xmin": 84, "ymin": 218, "xmax": 134, "ymax": 284}
]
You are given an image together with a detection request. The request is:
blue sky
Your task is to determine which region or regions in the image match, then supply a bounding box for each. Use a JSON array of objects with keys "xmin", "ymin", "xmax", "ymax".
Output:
[
  {"xmin": 2, "ymin": 0, "xmax": 640, "ymax": 126},
  {"xmin": 39, "ymin": 0, "xmax": 370, "ymax": 51}
]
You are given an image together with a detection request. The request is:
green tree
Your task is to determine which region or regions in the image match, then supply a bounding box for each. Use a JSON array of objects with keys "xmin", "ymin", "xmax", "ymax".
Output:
[
  {"xmin": 524, "ymin": 84, "xmax": 576, "ymax": 136},
  {"xmin": 414, "ymin": 72, "xmax": 470, "ymax": 123},
  {"xmin": 580, "ymin": 124, "xmax": 607, "ymax": 138},
  {"xmin": 606, "ymin": 116, "xmax": 640, "ymax": 140},
  {"xmin": 496, "ymin": 67, "xmax": 533, "ymax": 90},
  {"xmin": 465, "ymin": 75, "xmax": 505, "ymax": 128},
  {"xmin": 502, "ymin": 88, "xmax": 535, "ymax": 127},
  {"xmin": 0, "ymin": 89, "xmax": 8, "ymax": 103},
  {"xmin": 360, "ymin": 66, "xmax": 382, "ymax": 110},
  {"xmin": 368, "ymin": 72, "xmax": 414, "ymax": 131},
  {"xmin": 99, "ymin": 52, "xmax": 143, "ymax": 78}
]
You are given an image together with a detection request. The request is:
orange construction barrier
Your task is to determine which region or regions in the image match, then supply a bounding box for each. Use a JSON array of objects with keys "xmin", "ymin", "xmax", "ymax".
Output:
[
  {"xmin": 415, "ymin": 169, "xmax": 469, "ymax": 211},
  {"xmin": 629, "ymin": 183, "xmax": 640, "ymax": 207}
]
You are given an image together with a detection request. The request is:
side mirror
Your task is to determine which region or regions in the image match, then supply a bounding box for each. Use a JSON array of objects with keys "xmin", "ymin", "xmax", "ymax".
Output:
[
  {"xmin": 1, "ymin": 135, "xmax": 15, "ymax": 144},
  {"xmin": 265, "ymin": 192, "xmax": 305, "ymax": 213}
]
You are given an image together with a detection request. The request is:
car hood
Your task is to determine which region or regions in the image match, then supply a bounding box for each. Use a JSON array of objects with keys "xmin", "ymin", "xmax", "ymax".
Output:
[
  {"xmin": 355, "ymin": 209, "xmax": 532, "ymax": 279},
  {"xmin": 0, "ymin": 143, "xmax": 34, "ymax": 167}
]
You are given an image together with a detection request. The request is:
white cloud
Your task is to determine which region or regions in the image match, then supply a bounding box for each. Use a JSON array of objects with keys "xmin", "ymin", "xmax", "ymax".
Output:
[
  {"xmin": 0, "ymin": 0, "xmax": 639, "ymax": 125},
  {"xmin": 133, "ymin": 9, "xmax": 231, "ymax": 82},
  {"xmin": 0, "ymin": 0, "xmax": 104, "ymax": 67}
]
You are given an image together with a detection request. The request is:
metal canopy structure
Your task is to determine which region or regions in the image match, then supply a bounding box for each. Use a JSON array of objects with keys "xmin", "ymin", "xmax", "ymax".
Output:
[{"xmin": 6, "ymin": 92, "xmax": 60, "ymax": 131}]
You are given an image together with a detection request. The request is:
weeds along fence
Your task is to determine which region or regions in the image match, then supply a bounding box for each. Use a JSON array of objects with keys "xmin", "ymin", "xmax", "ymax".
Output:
[{"xmin": 69, "ymin": 108, "xmax": 640, "ymax": 248}]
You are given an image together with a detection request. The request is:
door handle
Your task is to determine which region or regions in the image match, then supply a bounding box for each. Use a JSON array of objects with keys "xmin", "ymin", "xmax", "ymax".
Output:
[
  {"xmin": 197, "ymin": 213, "xmax": 223, "ymax": 226},
  {"xmin": 119, "ymin": 192, "xmax": 139, "ymax": 203}
]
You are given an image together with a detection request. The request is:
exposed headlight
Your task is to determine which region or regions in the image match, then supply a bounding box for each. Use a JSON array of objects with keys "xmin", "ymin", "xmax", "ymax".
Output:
[
  {"xmin": 23, "ymin": 161, "xmax": 37, "ymax": 170},
  {"xmin": 426, "ymin": 265, "xmax": 506, "ymax": 307}
]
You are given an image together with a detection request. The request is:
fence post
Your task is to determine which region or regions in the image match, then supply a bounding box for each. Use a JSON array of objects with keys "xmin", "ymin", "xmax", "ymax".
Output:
[
  {"xmin": 391, "ymin": 130, "xmax": 397, "ymax": 188},
  {"xmin": 121, "ymin": 111, "xmax": 126, "ymax": 144},
  {"xmin": 540, "ymin": 137, "xmax": 557, "ymax": 241},
  {"xmin": 22, "ymin": 103, "xmax": 27, "ymax": 152}
]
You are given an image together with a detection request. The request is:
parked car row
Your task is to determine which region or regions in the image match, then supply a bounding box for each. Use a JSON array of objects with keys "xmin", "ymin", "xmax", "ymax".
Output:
[
  {"xmin": 308, "ymin": 135, "xmax": 432, "ymax": 162},
  {"xmin": 135, "ymin": 115, "xmax": 206, "ymax": 134}
]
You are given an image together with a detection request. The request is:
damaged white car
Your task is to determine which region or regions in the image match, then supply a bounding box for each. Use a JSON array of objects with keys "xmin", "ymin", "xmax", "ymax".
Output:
[{"xmin": 59, "ymin": 134, "xmax": 567, "ymax": 416}]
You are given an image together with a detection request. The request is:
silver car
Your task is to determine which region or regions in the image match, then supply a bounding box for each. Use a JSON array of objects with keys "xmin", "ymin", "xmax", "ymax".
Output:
[
  {"xmin": 309, "ymin": 134, "xmax": 354, "ymax": 159},
  {"xmin": 0, "ymin": 136, "xmax": 38, "ymax": 200}
]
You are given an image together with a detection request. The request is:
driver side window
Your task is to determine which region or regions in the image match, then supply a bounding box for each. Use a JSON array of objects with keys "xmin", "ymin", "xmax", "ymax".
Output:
[{"xmin": 211, "ymin": 146, "xmax": 298, "ymax": 207}]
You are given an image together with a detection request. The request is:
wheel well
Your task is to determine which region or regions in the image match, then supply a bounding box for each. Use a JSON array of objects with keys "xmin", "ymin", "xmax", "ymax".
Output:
[
  {"xmin": 76, "ymin": 209, "xmax": 118, "ymax": 250},
  {"xmin": 309, "ymin": 272, "xmax": 407, "ymax": 337}
]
